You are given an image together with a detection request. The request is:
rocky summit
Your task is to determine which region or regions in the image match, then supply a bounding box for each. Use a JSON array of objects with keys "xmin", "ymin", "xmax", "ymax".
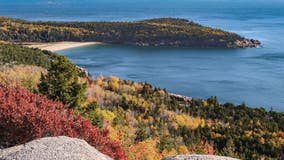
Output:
[{"xmin": 0, "ymin": 136, "xmax": 112, "ymax": 160}]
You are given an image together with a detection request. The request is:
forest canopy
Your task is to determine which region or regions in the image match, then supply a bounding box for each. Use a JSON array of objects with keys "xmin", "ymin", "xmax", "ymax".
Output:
[{"xmin": 0, "ymin": 17, "xmax": 260, "ymax": 48}]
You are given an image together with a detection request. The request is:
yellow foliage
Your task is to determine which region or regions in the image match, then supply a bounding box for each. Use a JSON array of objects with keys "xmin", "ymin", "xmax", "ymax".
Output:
[
  {"xmin": 110, "ymin": 81, "xmax": 119, "ymax": 91},
  {"xmin": 112, "ymin": 125, "xmax": 137, "ymax": 148},
  {"xmin": 245, "ymin": 130, "xmax": 253, "ymax": 137},
  {"xmin": 202, "ymin": 101, "xmax": 209, "ymax": 107},
  {"xmin": 141, "ymin": 101, "xmax": 150, "ymax": 113},
  {"xmin": 95, "ymin": 108, "xmax": 116, "ymax": 123},
  {"xmin": 109, "ymin": 76, "xmax": 119, "ymax": 83},
  {"xmin": 108, "ymin": 76, "xmax": 120, "ymax": 91},
  {"xmin": 272, "ymin": 132, "xmax": 277, "ymax": 137},
  {"xmin": 178, "ymin": 145, "xmax": 189, "ymax": 154},
  {"xmin": 172, "ymin": 122, "xmax": 179, "ymax": 130},
  {"xmin": 162, "ymin": 148, "xmax": 178, "ymax": 158},
  {"xmin": 268, "ymin": 133, "xmax": 284, "ymax": 148},
  {"xmin": 268, "ymin": 139, "xmax": 276, "ymax": 148},
  {"xmin": 128, "ymin": 139, "xmax": 162, "ymax": 160},
  {"xmin": 174, "ymin": 114, "xmax": 203, "ymax": 130},
  {"xmin": 256, "ymin": 120, "xmax": 261, "ymax": 126},
  {"xmin": 0, "ymin": 64, "xmax": 47, "ymax": 91},
  {"xmin": 122, "ymin": 93, "xmax": 150, "ymax": 113},
  {"xmin": 175, "ymin": 115, "xmax": 186, "ymax": 126},
  {"xmin": 130, "ymin": 85, "xmax": 136, "ymax": 93},
  {"xmin": 158, "ymin": 89, "xmax": 165, "ymax": 96},
  {"xmin": 107, "ymin": 125, "xmax": 119, "ymax": 141},
  {"xmin": 260, "ymin": 137, "xmax": 265, "ymax": 144},
  {"xmin": 212, "ymin": 132, "xmax": 223, "ymax": 138},
  {"xmin": 96, "ymin": 75, "xmax": 104, "ymax": 86},
  {"xmin": 200, "ymin": 119, "xmax": 206, "ymax": 128},
  {"xmin": 3, "ymin": 18, "xmax": 91, "ymax": 37}
]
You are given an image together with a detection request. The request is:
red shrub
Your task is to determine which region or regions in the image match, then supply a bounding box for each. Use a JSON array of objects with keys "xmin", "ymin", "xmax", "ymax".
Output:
[{"xmin": 0, "ymin": 85, "xmax": 126, "ymax": 160}]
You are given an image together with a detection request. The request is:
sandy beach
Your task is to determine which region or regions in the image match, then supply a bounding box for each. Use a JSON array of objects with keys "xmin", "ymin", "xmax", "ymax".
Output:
[{"xmin": 22, "ymin": 42, "xmax": 102, "ymax": 52}]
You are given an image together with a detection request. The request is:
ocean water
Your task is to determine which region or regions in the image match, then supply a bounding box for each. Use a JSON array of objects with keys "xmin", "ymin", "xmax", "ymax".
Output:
[{"xmin": 1, "ymin": 0, "xmax": 284, "ymax": 111}]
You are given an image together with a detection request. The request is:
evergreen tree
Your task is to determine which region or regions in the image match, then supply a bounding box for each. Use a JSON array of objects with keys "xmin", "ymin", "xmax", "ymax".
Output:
[
  {"xmin": 75, "ymin": 101, "xmax": 103, "ymax": 128},
  {"xmin": 222, "ymin": 137, "xmax": 236, "ymax": 157},
  {"xmin": 158, "ymin": 135, "xmax": 175, "ymax": 151},
  {"xmin": 135, "ymin": 123, "xmax": 149, "ymax": 142},
  {"xmin": 38, "ymin": 56, "xmax": 86, "ymax": 108}
]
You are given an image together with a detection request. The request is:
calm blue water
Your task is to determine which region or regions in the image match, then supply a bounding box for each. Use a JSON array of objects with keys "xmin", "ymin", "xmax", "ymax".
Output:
[{"xmin": 1, "ymin": 0, "xmax": 284, "ymax": 111}]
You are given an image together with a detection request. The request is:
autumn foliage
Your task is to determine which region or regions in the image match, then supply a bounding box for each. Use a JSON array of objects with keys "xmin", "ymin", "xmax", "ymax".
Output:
[
  {"xmin": 0, "ymin": 85, "xmax": 126, "ymax": 160},
  {"xmin": 0, "ymin": 42, "xmax": 282, "ymax": 159}
]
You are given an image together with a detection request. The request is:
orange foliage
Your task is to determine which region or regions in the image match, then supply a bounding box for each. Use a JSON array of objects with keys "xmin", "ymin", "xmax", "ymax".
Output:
[{"xmin": 129, "ymin": 139, "xmax": 162, "ymax": 160}]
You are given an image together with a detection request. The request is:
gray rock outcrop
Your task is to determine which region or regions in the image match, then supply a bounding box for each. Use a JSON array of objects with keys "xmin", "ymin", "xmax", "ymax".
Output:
[
  {"xmin": 228, "ymin": 39, "xmax": 261, "ymax": 48},
  {"xmin": 162, "ymin": 154, "xmax": 240, "ymax": 160},
  {"xmin": 0, "ymin": 136, "xmax": 113, "ymax": 160}
]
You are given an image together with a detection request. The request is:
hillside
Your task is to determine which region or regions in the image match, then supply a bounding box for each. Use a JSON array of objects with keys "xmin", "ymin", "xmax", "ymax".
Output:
[
  {"xmin": 0, "ymin": 43, "xmax": 58, "ymax": 68},
  {"xmin": 0, "ymin": 84, "xmax": 126, "ymax": 160},
  {"xmin": 0, "ymin": 43, "xmax": 282, "ymax": 160},
  {"xmin": 0, "ymin": 17, "xmax": 260, "ymax": 48}
]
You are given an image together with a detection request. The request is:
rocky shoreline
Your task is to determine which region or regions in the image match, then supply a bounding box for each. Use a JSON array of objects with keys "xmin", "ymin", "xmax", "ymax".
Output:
[
  {"xmin": 126, "ymin": 38, "xmax": 261, "ymax": 48},
  {"xmin": 169, "ymin": 93, "xmax": 193, "ymax": 103},
  {"xmin": 228, "ymin": 38, "xmax": 261, "ymax": 48}
]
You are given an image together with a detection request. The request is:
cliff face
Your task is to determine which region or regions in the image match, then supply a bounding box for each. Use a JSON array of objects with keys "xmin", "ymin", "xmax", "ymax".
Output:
[{"xmin": 0, "ymin": 136, "xmax": 113, "ymax": 160}]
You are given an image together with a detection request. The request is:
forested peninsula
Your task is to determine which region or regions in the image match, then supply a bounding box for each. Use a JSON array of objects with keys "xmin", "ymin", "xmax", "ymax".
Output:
[{"xmin": 0, "ymin": 16, "xmax": 260, "ymax": 48}]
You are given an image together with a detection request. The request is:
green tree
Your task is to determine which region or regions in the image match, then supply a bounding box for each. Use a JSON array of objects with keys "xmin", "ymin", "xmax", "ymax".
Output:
[
  {"xmin": 38, "ymin": 56, "xmax": 86, "ymax": 108},
  {"xmin": 75, "ymin": 101, "xmax": 103, "ymax": 128},
  {"xmin": 222, "ymin": 137, "xmax": 237, "ymax": 157},
  {"xmin": 158, "ymin": 135, "xmax": 175, "ymax": 151},
  {"xmin": 135, "ymin": 123, "xmax": 149, "ymax": 143}
]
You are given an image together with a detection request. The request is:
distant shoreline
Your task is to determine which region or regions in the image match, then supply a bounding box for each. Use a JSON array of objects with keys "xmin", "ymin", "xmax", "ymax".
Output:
[{"xmin": 21, "ymin": 42, "xmax": 103, "ymax": 52}]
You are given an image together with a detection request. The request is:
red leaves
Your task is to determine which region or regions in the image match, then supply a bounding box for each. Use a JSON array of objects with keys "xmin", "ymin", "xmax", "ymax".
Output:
[
  {"xmin": 0, "ymin": 85, "xmax": 126, "ymax": 160},
  {"xmin": 278, "ymin": 132, "xmax": 284, "ymax": 138}
]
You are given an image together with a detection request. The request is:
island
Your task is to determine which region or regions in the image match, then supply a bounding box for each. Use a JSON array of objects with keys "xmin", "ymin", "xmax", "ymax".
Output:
[{"xmin": 0, "ymin": 16, "xmax": 260, "ymax": 48}]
